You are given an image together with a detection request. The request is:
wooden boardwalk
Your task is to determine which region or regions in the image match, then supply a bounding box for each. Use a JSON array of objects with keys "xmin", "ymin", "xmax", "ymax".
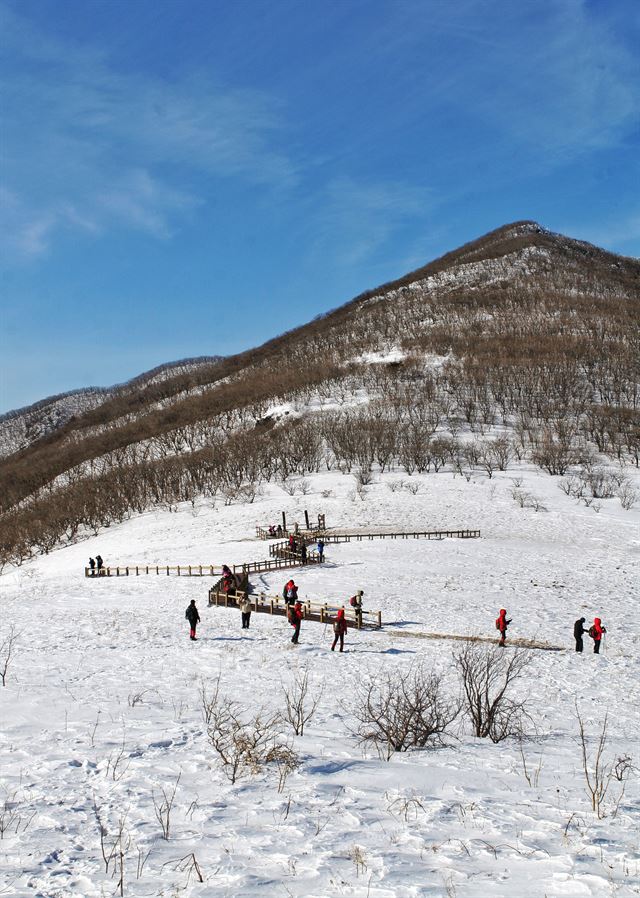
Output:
[
  {"xmin": 84, "ymin": 554, "xmax": 322, "ymax": 578},
  {"xmin": 320, "ymin": 528, "xmax": 480, "ymax": 543},
  {"xmin": 208, "ymin": 588, "xmax": 382, "ymax": 629}
]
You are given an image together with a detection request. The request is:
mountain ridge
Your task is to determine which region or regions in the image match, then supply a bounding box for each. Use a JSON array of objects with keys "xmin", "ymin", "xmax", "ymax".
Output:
[{"xmin": 1, "ymin": 219, "xmax": 638, "ymax": 567}]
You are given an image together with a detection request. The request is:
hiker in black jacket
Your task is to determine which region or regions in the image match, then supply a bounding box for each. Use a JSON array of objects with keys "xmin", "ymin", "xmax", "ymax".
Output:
[
  {"xmin": 573, "ymin": 617, "xmax": 587, "ymax": 652},
  {"xmin": 185, "ymin": 600, "xmax": 200, "ymax": 641}
]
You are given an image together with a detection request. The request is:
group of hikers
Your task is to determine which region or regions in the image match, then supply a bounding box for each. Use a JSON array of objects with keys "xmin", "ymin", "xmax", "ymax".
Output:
[
  {"xmin": 285, "ymin": 535, "xmax": 325, "ymax": 563},
  {"xmin": 88, "ymin": 555, "xmax": 104, "ymax": 575},
  {"xmin": 497, "ymin": 609, "xmax": 608, "ymax": 653},
  {"xmin": 186, "ymin": 596, "xmax": 609, "ymax": 654},
  {"xmin": 185, "ymin": 583, "xmax": 365, "ymax": 651}
]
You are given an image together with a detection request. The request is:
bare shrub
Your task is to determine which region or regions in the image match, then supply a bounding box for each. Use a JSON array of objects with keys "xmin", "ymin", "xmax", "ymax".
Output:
[
  {"xmin": 575, "ymin": 701, "xmax": 634, "ymax": 819},
  {"xmin": 453, "ymin": 644, "xmax": 532, "ymax": 742},
  {"xmin": 207, "ymin": 698, "xmax": 295, "ymax": 784},
  {"xmin": 353, "ymin": 663, "xmax": 459, "ymax": 761},
  {"xmin": 0, "ymin": 625, "xmax": 18, "ymax": 687},
  {"xmin": 93, "ymin": 799, "xmax": 130, "ymax": 896},
  {"xmin": 616, "ymin": 480, "xmax": 638, "ymax": 510},
  {"xmin": 404, "ymin": 481, "xmax": 421, "ymax": 495},
  {"xmin": 349, "ymin": 844, "xmax": 368, "ymax": 876},
  {"xmin": 297, "ymin": 478, "xmax": 311, "ymax": 495},
  {"xmin": 387, "ymin": 479, "xmax": 405, "ymax": 493},
  {"xmin": 280, "ymin": 477, "xmax": 297, "ymax": 496},
  {"xmin": 354, "ymin": 466, "xmax": 373, "ymax": 487},
  {"xmin": 152, "ymin": 772, "xmax": 181, "ymax": 839},
  {"xmin": 0, "ymin": 788, "xmax": 35, "ymax": 839},
  {"xmin": 280, "ymin": 667, "xmax": 322, "ymax": 736}
]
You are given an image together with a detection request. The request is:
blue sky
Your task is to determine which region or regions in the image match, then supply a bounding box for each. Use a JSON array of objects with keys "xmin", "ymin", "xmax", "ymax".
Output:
[{"xmin": 1, "ymin": 0, "xmax": 639, "ymax": 413}]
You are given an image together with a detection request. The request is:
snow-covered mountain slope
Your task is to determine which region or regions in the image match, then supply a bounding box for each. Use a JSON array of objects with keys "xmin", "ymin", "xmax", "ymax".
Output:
[
  {"xmin": 1, "ymin": 464, "xmax": 638, "ymax": 897},
  {"xmin": 0, "ymin": 356, "xmax": 222, "ymax": 459}
]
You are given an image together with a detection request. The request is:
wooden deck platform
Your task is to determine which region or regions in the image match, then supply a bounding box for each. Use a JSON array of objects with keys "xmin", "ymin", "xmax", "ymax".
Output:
[{"xmin": 208, "ymin": 588, "xmax": 382, "ymax": 629}]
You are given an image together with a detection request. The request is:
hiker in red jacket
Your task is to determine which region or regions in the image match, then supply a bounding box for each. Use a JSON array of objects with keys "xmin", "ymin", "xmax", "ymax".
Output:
[
  {"xmin": 290, "ymin": 601, "xmax": 303, "ymax": 644},
  {"xmin": 496, "ymin": 608, "xmax": 511, "ymax": 646},
  {"xmin": 589, "ymin": 617, "xmax": 607, "ymax": 654},
  {"xmin": 283, "ymin": 580, "xmax": 298, "ymax": 605},
  {"xmin": 331, "ymin": 608, "xmax": 348, "ymax": 653}
]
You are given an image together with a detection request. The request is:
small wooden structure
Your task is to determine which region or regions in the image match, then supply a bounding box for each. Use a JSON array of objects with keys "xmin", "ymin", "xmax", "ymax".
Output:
[
  {"xmin": 256, "ymin": 512, "xmax": 327, "ymax": 540},
  {"xmin": 208, "ymin": 588, "xmax": 381, "ymax": 630}
]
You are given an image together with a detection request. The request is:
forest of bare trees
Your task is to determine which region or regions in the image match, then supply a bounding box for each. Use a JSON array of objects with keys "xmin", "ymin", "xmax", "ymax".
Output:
[{"xmin": 1, "ymin": 222, "xmax": 638, "ymax": 569}]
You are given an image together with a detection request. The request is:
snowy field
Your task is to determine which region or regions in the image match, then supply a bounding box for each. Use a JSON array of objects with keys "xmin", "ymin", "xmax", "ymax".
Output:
[{"xmin": 1, "ymin": 465, "xmax": 639, "ymax": 897}]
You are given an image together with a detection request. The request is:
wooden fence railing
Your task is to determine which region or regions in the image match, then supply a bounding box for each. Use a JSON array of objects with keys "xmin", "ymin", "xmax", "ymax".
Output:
[
  {"xmin": 208, "ymin": 588, "xmax": 382, "ymax": 629},
  {"xmin": 84, "ymin": 552, "xmax": 322, "ymax": 578},
  {"xmin": 320, "ymin": 528, "xmax": 480, "ymax": 543},
  {"xmin": 85, "ymin": 564, "xmax": 228, "ymax": 577}
]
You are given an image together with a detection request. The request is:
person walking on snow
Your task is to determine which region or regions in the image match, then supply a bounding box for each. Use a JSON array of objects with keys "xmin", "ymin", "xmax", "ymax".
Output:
[
  {"xmin": 589, "ymin": 617, "xmax": 607, "ymax": 654},
  {"xmin": 317, "ymin": 539, "xmax": 325, "ymax": 562},
  {"xmin": 89, "ymin": 557, "xmax": 95, "ymax": 576},
  {"xmin": 574, "ymin": 617, "xmax": 587, "ymax": 652},
  {"xmin": 185, "ymin": 599, "xmax": 200, "ymax": 641},
  {"xmin": 283, "ymin": 579, "xmax": 298, "ymax": 605},
  {"xmin": 496, "ymin": 608, "xmax": 511, "ymax": 646},
  {"xmin": 350, "ymin": 590, "xmax": 364, "ymax": 628},
  {"xmin": 96, "ymin": 554, "xmax": 104, "ymax": 574},
  {"xmin": 239, "ymin": 595, "xmax": 252, "ymax": 629},
  {"xmin": 290, "ymin": 601, "xmax": 303, "ymax": 644},
  {"xmin": 331, "ymin": 608, "xmax": 348, "ymax": 652}
]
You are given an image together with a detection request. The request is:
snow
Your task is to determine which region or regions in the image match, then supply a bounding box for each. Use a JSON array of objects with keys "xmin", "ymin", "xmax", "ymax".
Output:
[{"xmin": 1, "ymin": 465, "xmax": 639, "ymax": 897}]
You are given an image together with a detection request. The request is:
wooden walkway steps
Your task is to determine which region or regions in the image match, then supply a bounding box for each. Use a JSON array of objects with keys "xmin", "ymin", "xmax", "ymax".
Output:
[{"xmin": 208, "ymin": 588, "xmax": 382, "ymax": 630}]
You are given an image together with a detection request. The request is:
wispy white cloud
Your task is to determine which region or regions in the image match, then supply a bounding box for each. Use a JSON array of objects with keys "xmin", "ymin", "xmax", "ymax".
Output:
[
  {"xmin": 566, "ymin": 211, "xmax": 640, "ymax": 257},
  {"xmin": 0, "ymin": 4, "xmax": 296, "ymax": 259},
  {"xmin": 453, "ymin": 0, "xmax": 639, "ymax": 160},
  {"xmin": 308, "ymin": 177, "xmax": 433, "ymax": 267}
]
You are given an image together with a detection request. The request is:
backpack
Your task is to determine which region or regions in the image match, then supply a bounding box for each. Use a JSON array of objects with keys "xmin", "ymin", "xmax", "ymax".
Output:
[
  {"xmin": 588, "ymin": 625, "xmax": 597, "ymax": 639},
  {"xmin": 495, "ymin": 618, "xmax": 501, "ymax": 630},
  {"xmin": 350, "ymin": 596, "xmax": 358, "ymax": 607}
]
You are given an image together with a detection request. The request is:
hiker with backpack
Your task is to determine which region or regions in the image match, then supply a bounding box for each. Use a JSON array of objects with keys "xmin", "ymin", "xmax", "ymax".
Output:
[
  {"xmin": 283, "ymin": 579, "xmax": 298, "ymax": 606},
  {"xmin": 589, "ymin": 617, "xmax": 607, "ymax": 654},
  {"xmin": 185, "ymin": 599, "xmax": 200, "ymax": 641},
  {"xmin": 221, "ymin": 565, "xmax": 234, "ymax": 593},
  {"xmin": 350, "ymin": 590, "xmax": 364, "ymax": 628},
  {"xmin": 496, "ymin": 608, "xmax": 511, "ymax": 646},
  {"xmin": 574, "ymin": 617, "xmax": 587, "ymax": 652},
  {"xmin": 331, "ymin": 608, "xmax": 348, "ymax": 652},
  {"xmin": 290, "ymin": 601, "xmax": 303, "ymax": 644}
]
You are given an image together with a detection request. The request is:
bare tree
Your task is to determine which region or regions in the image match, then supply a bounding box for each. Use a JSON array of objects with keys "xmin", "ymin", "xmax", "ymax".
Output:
[
  {"xmin": 453, "ymin": 644, "xmax": 532, "ymax": 742},
  {"xmin": 152, "ymin": 772, "xmax": 181, "ymax": 840},
  {"xmin": 280, "ymin": 667, "xmax": 323, "ymax": 736},
  {"xmin": 0, "ymin": 626, "xmax": 18, "ymax": 687},
  {"xmin": 353, "ymin": 663, "xmax": 459, "ymax": 760},
  {"xmin": 575, "ymin": 701, "xmax": 634, "ymax": 818}
]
